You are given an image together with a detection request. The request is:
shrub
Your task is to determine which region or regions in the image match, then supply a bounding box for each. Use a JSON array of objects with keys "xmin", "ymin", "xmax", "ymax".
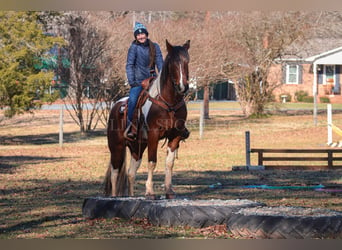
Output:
[
  {"xmin": 320, "ymin": 96, "xmax": 330, "ymax": 103},
  {"xmin": 295, "ymin": 90, "xmax": 308, "ymax": 102},
  {"xmin": 302, "ymin": 96, "xmax": 314, "ymax": 103}
]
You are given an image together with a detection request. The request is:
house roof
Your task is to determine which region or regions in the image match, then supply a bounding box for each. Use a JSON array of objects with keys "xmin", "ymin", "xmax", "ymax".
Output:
[
  {"xmin": 282, "ymin": 38, "xmax": 342, "ymax": 64},
  {"xmin": 305, "ymin": 46, "xmax": 342, "ymax": 64}
]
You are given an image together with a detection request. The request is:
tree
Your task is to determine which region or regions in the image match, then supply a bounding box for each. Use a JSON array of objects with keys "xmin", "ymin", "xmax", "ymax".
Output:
[
  {"xmin": 220, "ymin": 11, "xmax": 311, "ymax": 117},
  {"xmin": 190, "ymin": 11, "xmax": 230, "ymax": 119},
  {"xmin": 0, "ymin": 11, "xmax": 63, "ymax": 117},
  {"xmin": 49, "ymin": 11, "xmax": 127, "ymax": 133}
]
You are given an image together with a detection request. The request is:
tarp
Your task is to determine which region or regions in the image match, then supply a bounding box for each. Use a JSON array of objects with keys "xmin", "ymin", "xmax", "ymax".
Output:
[{"xmin": 243, "ymin": 184, "xmax": 325, "ymax": 190}]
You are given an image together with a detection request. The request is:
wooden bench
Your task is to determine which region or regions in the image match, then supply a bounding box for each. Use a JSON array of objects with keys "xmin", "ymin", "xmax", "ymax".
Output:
[{"xmin": 250, "ymin": 148, "xmax": 342, "ymax": 169}]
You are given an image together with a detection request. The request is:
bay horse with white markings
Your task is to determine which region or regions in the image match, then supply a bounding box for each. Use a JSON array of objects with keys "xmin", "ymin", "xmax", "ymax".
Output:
[{"xmin": 104, "ymin": 40, "xmax": 190, "ymax": 199}]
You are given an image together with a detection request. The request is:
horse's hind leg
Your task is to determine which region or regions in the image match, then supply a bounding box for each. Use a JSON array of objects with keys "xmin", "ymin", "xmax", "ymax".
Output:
[
  {"xmin": 146, "ymin": 134, "xmax": 159, "ymax": 200},
  {"xmin": 127, "ymin": 157, "xmax": 142, "ymax": 196},
  {"xmin": 127, "ymin": 142, "xmax": 147, "ymax": 196},
  {"xmin": 105, "ymin": 144, "xmax": 126, "ymax": 197},
  {"xmin": 110, "ymin": 165, "xmax": 119, "ymax": 196},
  {"xmin": 104, "ymin": 161, "xmax": 119, "ymax": 197}
]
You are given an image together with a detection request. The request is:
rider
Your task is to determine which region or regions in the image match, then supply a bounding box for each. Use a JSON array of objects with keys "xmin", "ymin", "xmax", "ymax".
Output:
[{"xmin": 125, "ymin": 22, "xmax": 164, "ymax": 140}]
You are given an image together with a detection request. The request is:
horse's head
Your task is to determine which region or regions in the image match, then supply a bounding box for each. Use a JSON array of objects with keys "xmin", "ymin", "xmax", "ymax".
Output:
[{"xmin": 165, "ymin": 39, "xmax": 190, "ymax": 95}]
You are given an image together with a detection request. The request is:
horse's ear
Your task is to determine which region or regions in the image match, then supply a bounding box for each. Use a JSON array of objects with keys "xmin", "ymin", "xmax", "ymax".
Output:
[
  {"xmin": 166, "ymin": 39, "xmax": 173, "ymax": 53},
  {"xmin": 183, "ymin": 40, "xmax": 190, "ymax": 50}
]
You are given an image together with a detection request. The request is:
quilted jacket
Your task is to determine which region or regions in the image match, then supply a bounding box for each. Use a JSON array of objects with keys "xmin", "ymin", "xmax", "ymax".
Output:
[{"xmin": 126, "ymin": 40, "xmax": 163, "ymax": 87}]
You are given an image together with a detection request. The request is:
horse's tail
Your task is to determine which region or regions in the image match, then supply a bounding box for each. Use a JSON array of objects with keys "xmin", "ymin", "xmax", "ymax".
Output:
[
  {"xmin": 104, "ymin": 97, "xmax": 130, "ymax": 197},
  {"xmin": 103, "ymin": 149, "xmax": 129, "ymax": 197},
  {"xmin": 104, "ymin": 161, "xmax": 113, "ymax": 196}
]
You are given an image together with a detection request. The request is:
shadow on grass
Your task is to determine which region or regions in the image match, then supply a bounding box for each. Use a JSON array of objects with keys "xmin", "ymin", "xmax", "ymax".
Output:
[
  {"xmin": 0, "ymin": 178, "xmax": 101, "ymax": 238},
  {"xmin": 0, "ymin": 155, "xmax": 70, "ymax": 174},
  {"xmin": 0, "ymin": 130, "xmax": 106, "ymax": 146},
  {"xmin": 134, "ymin": 169, "xmax": 342, "ymax": 199},
  {"xmin": 1, "ymin": 169, "xmax": 342, "ymax": 238}
]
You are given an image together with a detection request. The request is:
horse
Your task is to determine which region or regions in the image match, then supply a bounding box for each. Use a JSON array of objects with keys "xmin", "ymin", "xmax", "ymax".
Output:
[{"xmin": 104, "ymin": 39, "xmax": 190, "ymax": 199}]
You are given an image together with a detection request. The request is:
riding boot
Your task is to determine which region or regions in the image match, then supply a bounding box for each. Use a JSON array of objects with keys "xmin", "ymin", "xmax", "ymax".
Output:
[
  {"xmin": 126, "ymin": 121, "xmax": 137, "ymax": 140},
  {"xmin": 124, "ymin": 108, "xmax": 139, "ymax": 141},
  {"xmin": 127, "ymin": 108, "xmax": 139, "ymax": 139}
]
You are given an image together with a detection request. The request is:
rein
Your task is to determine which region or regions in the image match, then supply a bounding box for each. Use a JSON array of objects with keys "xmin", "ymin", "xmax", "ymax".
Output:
[
  {"xmin": 148, "ymin": 94, "xmax": 185, "ymax": 113},
  {"xmin": 147, "ymin": 91, "xmax": 185, "ymax": 131}
]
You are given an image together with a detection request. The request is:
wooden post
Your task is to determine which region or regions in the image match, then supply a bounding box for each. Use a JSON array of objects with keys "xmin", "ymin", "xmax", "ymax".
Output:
[
  {"xmin": 245, "ymin": 131, "xmax": 250, "ymax": 171},
  {"xmin": 328, "ymin": 151, "xmax": 333, "ymax": 169},
  {"xmin": 59, "ymin": 105, "xmax": 64, "ymax": 147},
  {"xmin": 258, "ymin": 151, "xmax": 263, "ymax": 166}
]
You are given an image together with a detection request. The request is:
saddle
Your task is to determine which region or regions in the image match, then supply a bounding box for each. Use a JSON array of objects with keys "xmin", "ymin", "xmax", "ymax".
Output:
[{"xmin": 120, "ymin": 77, "xmax": 155, "ymax": 136}]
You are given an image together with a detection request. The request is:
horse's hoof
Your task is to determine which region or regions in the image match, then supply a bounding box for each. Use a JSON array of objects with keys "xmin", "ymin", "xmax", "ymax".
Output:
[
  {"xmin": 145, "ymin": 194, "xmax": 157, "ymax": 200},
  {"xmin": 165, "ymin": 193, "xmax": 176, "ymax": 199}
]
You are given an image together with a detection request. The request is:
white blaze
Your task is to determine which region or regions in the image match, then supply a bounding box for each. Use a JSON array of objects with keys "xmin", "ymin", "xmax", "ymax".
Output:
[{"xmin": 179, "ymin": 63, "xmax": 185, "ymax": 92}]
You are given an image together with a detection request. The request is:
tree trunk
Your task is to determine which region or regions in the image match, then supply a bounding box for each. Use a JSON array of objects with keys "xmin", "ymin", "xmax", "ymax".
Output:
[{"xmin": 203, "ymin": 84, "xmax": 210, "ymax": 119}]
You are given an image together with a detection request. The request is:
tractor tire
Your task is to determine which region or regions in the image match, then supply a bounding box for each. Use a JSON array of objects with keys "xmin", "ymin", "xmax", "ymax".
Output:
[
  {"xmin": 82, "ymin": 197, "xmax": 164, "ymax": 219},
  {"xmin": 147, "ymin": 199, "xmax": 265, "ymax": 228},
  {"xmin": 82, "ymin": 197, "xmax": 264, "ymax": 229},
  {"xmin": 226, "ymin": 206, "xmax": 342, "ymax": 239}
]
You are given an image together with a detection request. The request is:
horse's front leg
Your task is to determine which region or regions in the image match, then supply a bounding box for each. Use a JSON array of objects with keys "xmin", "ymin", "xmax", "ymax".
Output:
[{"xmin": 165, "ymin": 136, "xmax": 182, "ymax": 199}]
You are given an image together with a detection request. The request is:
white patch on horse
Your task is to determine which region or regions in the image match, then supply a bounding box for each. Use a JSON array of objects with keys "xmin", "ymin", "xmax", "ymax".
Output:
[
  {"xmin": 165, "ymin": 147, "xmax": 177, "ymax": 192},
  {"xmin": 110, "ymin": 166, "xmax": 118, "ymax": 196},
  {"xmin": 142, "ymin": 99, "xmax": 152, "ymax": 124},
  {"xmin": 148, "ymin": 71, "xmax": 161, "ymax": 98},
  {"xmin": 179, "ymin": 63, "xmax": 185, "ymax": 92},
  {"xmin": 117, "ymin": 96, "xmax": 129, "ymax": 103},
  {"xmin": 165, "ymin": 147, "xmax": 177, "ymax": 167},
  {"xmin": 141, "ymin": 71, "xmax": 161, "ymax": 123}
]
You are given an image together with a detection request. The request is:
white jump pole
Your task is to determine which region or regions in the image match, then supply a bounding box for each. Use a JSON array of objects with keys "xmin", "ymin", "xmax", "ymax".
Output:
[{"xmin": 327, "ymin": 104, "xmax": 332, "ymax": 145}]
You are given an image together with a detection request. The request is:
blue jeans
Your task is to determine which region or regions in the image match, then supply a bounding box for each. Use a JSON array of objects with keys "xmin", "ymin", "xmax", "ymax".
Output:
[{"xmin": 127, "ymin": 85, "xmax": 143, "ymax": 125}]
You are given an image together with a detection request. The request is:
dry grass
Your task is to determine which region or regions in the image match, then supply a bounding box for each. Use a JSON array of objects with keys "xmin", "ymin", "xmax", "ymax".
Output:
[{"xmin": 1, "ymin": 102, "xmax": 342, "ymax": 239}]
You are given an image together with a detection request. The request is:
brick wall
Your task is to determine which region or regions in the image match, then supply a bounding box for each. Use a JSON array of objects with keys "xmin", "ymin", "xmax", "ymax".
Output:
[{"xmin": 269, "ymin": 63, "xmax": 340, "ymax": 102}]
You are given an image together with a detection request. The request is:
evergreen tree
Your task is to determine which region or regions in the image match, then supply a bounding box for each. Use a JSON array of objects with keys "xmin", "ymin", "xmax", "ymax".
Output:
[{"xmin": 0, "ymin": 11, "xmax": 63, "ymax": 117}]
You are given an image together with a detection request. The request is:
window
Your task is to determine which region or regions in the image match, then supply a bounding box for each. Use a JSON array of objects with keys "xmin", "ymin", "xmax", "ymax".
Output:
[
  {"xmin": 286, "ymin": 65, "xmax": 299, "ymax": 84},
  {"xmin": 324, "ymin": 65, "xmax": 335, "ymax": 84}
]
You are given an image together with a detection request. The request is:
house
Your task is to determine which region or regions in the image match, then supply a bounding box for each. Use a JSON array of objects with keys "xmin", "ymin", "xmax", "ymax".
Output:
[{"xmin": 269, "ymin": 38, "xmax": 342, "ymax": 104}]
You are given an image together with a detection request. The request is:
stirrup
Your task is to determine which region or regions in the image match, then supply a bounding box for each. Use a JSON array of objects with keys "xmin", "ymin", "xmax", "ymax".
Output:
[{"xmin": 124, "ymin": 123, "xmax": 136, "ymax": 141}]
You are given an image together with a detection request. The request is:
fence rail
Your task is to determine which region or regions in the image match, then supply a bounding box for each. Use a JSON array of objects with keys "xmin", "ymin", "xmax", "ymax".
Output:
[{"xmin": 250, "ymin": 148, "xmax": 342, "ymax": 169}]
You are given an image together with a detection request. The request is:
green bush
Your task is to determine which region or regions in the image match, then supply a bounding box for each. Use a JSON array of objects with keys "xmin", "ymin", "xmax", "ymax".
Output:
[
  {"xmin": 320, "ymin": 96, "xmax": 330, "ymax": 103},
  {"xmin": 294, "ymin": 90, "xmax": 308, "ymax": 102},
  {"xmin": 302, "ymin": 96, "xmax": 314, "ymax": 103}
]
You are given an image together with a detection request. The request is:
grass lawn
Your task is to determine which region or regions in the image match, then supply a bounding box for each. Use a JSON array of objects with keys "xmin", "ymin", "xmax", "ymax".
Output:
[{"xmin": 1, "ymin": 101, "xmax": 342, "ymax": 239}]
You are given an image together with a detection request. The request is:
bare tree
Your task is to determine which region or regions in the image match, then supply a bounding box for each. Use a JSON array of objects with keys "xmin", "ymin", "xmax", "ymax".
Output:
[
  {"xmin": 190, "ymin": 12, "xmax": 231, "ymax": 119},
  {"xmin": 49, "ymin": 11, "xmax": 127, "ymax": 133},
  {"xmin": 219, "ymin": 11, "xmax": 312, "ymax": 117}
]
